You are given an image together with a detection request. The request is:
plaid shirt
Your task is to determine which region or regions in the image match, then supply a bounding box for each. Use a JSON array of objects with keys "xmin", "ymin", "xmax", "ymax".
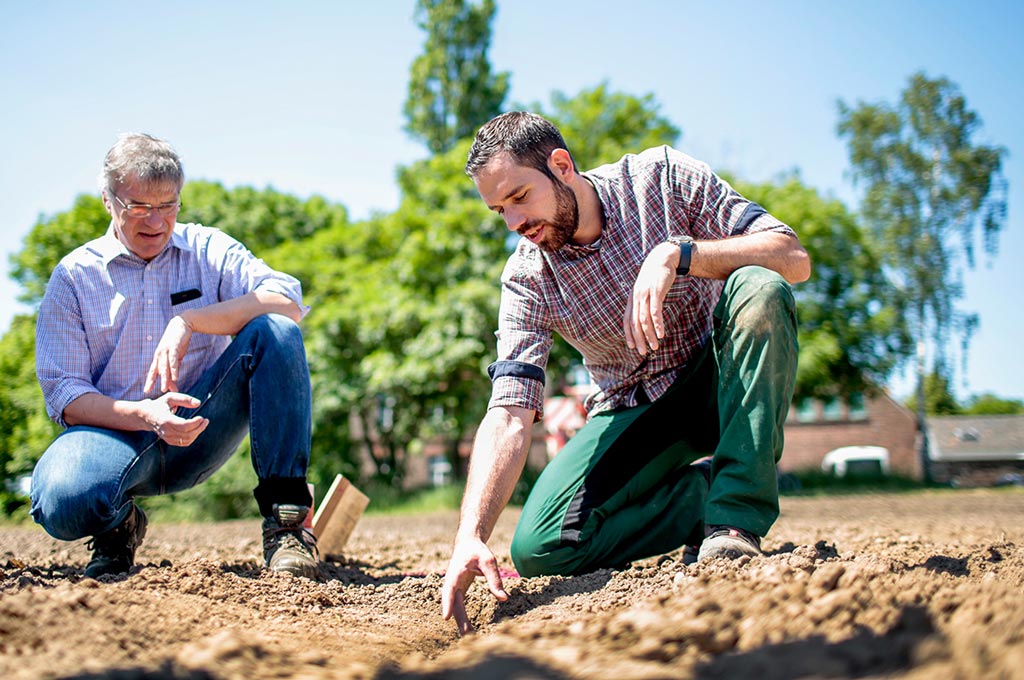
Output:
[
  {"xmin": 36, "ymin": 222, "xmax": 308, "ymax": 427},
  {"xmin": 488, "ymin": 146, "xmax": 796, "ymax": 419}
]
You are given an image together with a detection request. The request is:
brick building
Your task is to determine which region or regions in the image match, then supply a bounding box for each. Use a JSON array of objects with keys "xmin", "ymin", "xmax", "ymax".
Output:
[{"xmin": 780, "ymin": 392, "xmax": 921, "ymax": 478}]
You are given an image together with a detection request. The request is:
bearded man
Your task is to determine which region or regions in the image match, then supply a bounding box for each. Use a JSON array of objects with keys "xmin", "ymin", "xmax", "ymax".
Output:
[{"xmin": 441, "ymin": 112, "xmax": 811, "ymax": 634}]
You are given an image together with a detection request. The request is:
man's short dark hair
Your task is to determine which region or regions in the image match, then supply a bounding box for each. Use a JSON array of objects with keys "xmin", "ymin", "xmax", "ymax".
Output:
[{"xmin": 465, "ymin": 112, "xmax": 575, "ymax": 179}]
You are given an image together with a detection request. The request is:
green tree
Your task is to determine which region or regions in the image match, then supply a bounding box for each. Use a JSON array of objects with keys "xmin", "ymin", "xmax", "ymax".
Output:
[
  {"xmin": 532, "ymin": 81, "xmax": 681, "ymax": 170},
  {"xmin": 964, "ymin": 393, "xmax": 1024, "ymax": 415},
  {"xmin": 0, "ymin": 314, "xmax": 60, "ymax": 510},
  {"xmin": 905, "ymin": 368, "xmax": 963, "ymax": 416},
  {"xmin": 404, "ymin": 0, "xmax": 509, "ymax": 154},
  {"xmin": 837, "ymin": 72, "xmax": 1007, "ymax": 468},
  {"xmin": 180, "ymin": 181, "xmax": 347, "ymax": 252},
  {"xmin": 10, "ymin": 194, "xmax": 109, "ymax": 306},
  {"xmin": 733, "ymin": 175, "xmax": 911, "ymax": 400}
]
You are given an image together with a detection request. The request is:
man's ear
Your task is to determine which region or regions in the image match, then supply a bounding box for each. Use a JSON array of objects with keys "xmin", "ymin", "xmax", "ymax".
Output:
[
  {"xmin": 101, "ymin": 190, "xmax": 114, "ymax": 216},
  {"xmin": 547, "ymin": 148, "xmax": 576, "ymax": 182}
]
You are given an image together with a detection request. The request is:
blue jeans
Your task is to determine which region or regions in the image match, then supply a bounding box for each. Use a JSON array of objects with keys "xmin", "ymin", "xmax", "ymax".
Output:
[{"xmin": 30, "ymin": 314, "xmax": 313, "ymax": 541}]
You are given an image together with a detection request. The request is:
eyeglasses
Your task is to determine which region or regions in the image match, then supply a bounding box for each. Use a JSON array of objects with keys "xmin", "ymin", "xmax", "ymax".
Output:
[{"xmin": 109, "ymin": 191, "xmax": 181, "ymax": 218}]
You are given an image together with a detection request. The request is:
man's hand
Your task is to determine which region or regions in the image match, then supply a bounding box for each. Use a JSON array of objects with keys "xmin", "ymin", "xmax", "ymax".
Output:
[
  {"xmin": 624, "ymin": 242, "xmax": 678, "ymax": 355},
  {"xmin": 145, "ymin": 316, "xmax": 193, "ymax": 394},
  {"xmin": 142, "ymin": 392, "xmax": 209, "ymax": 447},
  {"xmin": 441, "ymin": 536, "xmax": 509, "ymax": 635}
]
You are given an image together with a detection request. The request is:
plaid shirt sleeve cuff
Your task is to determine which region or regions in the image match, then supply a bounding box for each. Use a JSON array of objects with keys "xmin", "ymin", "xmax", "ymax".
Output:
[{"xmin": 487, "ymin": 375, "xmax": 546, "ymax": 420}]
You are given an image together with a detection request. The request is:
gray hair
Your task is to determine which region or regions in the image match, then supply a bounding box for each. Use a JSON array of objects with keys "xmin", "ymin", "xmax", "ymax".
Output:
[{"xmin": 101, "ymin": 132, "xmax": 184, "ymax": 194}]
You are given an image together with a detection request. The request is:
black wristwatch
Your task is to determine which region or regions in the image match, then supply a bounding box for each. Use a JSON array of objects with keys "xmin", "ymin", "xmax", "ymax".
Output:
[{"xmin": 668, "ymin": 235, "xmax": 694, "ymax": 276}]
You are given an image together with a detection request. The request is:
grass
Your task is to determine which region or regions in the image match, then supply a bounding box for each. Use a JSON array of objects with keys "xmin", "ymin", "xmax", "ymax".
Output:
[
  {"xmin": 361, "ymin": 483, "xmax": 463, "ymax": 515},
  {"xmin": 779, "ymin": 470, "xmax": 931, "ymax": 496}
]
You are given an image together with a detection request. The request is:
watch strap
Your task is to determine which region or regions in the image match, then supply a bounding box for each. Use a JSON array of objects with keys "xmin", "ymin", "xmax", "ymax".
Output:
[{"xmin": 669, "ymin": 236, "xmax": 693, "ymax": 276}]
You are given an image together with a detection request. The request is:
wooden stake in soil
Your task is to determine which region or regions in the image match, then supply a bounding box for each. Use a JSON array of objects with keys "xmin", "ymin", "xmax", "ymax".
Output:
[{"xmin": 311, "ymin": 474, "xmax": 370, "ymax": 557}]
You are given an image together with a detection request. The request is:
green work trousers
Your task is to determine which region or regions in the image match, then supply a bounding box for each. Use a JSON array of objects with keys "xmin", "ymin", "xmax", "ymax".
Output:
[{"xmin": 510, "ymin": 266, "xmax": 798, "ymax": 577}]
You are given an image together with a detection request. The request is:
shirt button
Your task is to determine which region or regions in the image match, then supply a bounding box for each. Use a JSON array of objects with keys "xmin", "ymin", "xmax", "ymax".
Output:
[
  {"xmin": 147, "ymin": 299, "xmax": 153, "ymax": 304},
  {"xmin": 147, "ymin": 335, "xmax": 153, "ymax": 341}
]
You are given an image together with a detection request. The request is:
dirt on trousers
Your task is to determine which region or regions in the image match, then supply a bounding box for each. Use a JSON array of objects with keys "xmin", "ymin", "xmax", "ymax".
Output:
[{"xmin": 1, "ymin": 489, "xmax": 1023, "ymax": 680}]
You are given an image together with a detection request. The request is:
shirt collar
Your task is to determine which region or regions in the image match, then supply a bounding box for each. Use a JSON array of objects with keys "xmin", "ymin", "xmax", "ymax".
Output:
[{"xmin": 95, "ymin": 222, "xmax": 193, "ymax": 265}]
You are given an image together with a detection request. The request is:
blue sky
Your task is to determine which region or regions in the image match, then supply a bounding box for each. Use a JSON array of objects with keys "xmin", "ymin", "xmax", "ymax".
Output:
[{"xmin": 2, "ymin": 1, "xmax": 1021, "ymax": 401}]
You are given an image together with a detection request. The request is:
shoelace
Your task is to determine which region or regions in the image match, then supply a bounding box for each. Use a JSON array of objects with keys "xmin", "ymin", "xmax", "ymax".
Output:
[{"xmin": 264, "ymin": 526, "xmax": 320, "ymax": 558}]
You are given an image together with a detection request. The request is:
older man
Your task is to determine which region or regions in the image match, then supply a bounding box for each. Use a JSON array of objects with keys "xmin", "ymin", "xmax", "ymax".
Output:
[{"xmin": 31, "ymin": 133, "xmax": 318, "ymax": 579}]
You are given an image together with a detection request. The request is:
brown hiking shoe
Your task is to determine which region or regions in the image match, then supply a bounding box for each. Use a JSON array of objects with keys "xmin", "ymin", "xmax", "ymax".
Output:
[
  {"xmin": 84, "ymin": 504, "xmax": 148, "ymax": 578},
  {"xmin": 262, "ymin": 504, "xmax": 319, "ymax": 579}
]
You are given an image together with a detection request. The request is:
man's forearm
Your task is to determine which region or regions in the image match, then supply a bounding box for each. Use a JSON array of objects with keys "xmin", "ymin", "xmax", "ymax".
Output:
[
  {"xmin": 684, "ymin": 232, "xmax": 811, "ymax": 283},
  {"xmin": 456, "ymin": 406, "xmax": 535, "ymax": 543},
  {"xmin": 179, "ymin": 290, "xmax": 301, "ymax": 336},
  {"xmin": 63, "ymin": 392, "xmax": 148, "ymax": 430}
]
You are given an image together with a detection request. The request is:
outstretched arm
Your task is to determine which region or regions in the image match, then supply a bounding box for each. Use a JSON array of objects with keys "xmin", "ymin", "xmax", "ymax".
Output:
[{"xmin": 442, "ymin": 405, "xmax": 535, "ymax": 635}]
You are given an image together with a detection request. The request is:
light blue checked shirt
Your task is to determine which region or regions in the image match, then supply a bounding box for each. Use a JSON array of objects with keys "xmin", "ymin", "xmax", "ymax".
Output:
[
  {"xmin": 36, "ymin": 222, "xmax": 309, "ymax": 427},
  {"xmin": 488, "ymin": 146, "xmax": 797, "ymax": 419}
]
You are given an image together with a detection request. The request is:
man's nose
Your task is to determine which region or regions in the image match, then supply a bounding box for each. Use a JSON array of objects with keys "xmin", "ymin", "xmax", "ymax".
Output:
[
  {"xmin": 503, "ymin": 207, "xmax": 524, "ymax": 232},
  {"xmin": 145, "ymin": 211, "xmax": 165, "ymax": 227}
]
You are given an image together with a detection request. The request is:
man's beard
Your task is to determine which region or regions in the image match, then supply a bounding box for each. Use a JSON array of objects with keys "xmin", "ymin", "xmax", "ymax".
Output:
[{"xmin": 520, "ymin": 178, "xmax": 579, "ymax": 252}]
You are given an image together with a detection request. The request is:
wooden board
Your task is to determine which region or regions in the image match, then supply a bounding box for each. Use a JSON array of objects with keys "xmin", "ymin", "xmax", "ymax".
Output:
[{"xmin": 312, "ymin": 474, "xmax": 370, "ymax": 557}]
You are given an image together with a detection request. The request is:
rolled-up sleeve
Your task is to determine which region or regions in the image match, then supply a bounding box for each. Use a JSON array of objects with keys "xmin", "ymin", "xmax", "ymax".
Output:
[
  {"xmin": 213, "ymin": 231, "xmax": 310, "ymax": 319},
  {"xmin": 487, "ymin": 267, "xmax": 552, "ymax": 420},
  {"xmin": 36, "ymin": 266, "xmax": 101, "ymax": 427}
]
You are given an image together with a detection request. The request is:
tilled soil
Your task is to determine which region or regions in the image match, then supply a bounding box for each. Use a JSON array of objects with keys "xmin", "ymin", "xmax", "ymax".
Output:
[{"xmin": 2, "ymin": 489, "xmax": 1023, "ymax": 679}]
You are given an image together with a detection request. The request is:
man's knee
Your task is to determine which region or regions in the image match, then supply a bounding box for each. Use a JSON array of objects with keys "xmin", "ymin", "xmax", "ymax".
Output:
[
  {"xmin": 30, "ymin": 459, "xmax": 105, "ymax": 541},
  {"xmin": 510, "ymin": 529, "xmax": 583, "ymax": 577},
  {"xmin": 720, "ymin": 266, "xmax": 797, "ymax": 332},
  {"xmin": 245, "ymin": 313, "xmax": 303, "ymax": 346}
]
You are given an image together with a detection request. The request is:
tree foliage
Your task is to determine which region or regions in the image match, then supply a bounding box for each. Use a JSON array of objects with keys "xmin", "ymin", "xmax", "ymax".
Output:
[
  {"xmin": 964, "ymin": 394, "xmax": 1024, "ymax": 415},
  {"xmin": 0, "ymin": 315, "xmax": 59, "ymax": 497},
  {"xmin": 180, "ymin": 181, "xmax": 347, "ymax": 252},
  {"xmin": 530, "ymin": 82, "xmax": 681, "ymax": 171},
  {"xmin": 733, "ymin": 175, "xmax": 911, "ymax": 399},
  {"xmin": 904, "ymin": 369, "xmax": 964, "ymax": 416},
  {"xmin": 10, "ymin": 194, "xmax": 109, "ymax": 306},
  {"xmin": 404, "ymin": 0, "xmax": 509, "ymax": 154},
  {"xmin": 837, "ymin": 72, "xmax": 1007, "ymax": 387}
]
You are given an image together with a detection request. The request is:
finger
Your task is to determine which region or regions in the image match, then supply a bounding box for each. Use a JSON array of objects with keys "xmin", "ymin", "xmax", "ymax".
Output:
[
  {"xmin": 452, "ymin": 594, "xmax": 474, "ymax": 636},
  {"xmin": 144, "ymin": 356, "xmax": 160, "ymax": 394},
  {"xmin": 622, "ymin": 291, "xmax": 636, "ymax": 350},
  {"xmin": 167, "ymin": 345, "xmax": 180, "ymax": 386},
  {"xmin": 181, "ymin": 417, "xmax": 209, "ymax": 438},
  {"xmin": 166, "ymin": 393, "xmax": 202, "ymax": 409},
  {"xmin": 644, "ymin": 293, "xmax": 663, "ymax": 347},
  {"xmin": 477, "ymin": 556, "xmax": 508, "ymax": 602},
  {"xmin": 650, "ymin": 293, "xmax": 665, "ymax": 340},
  {"xmin": 155, "ymin": 354, "xmax": 170, "ymax": 393},
  {"xmin": 632, "ymin": 293, "xmax": 650, "ymax": 354}
]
